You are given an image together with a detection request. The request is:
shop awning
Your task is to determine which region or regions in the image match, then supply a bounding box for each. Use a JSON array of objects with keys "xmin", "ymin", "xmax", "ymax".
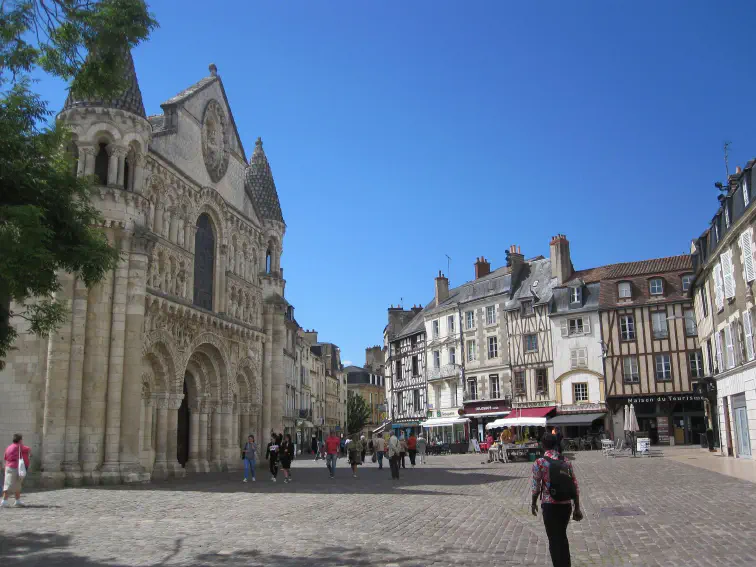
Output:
[
  {"xmin": 423, "ymin": 416, "xmax": 470, "ymax": 428},
  {"xmin": 548, "ymin": 413, "xmax": 605, "ymax": 426},
  {"xmin": 467, "ymin": 411, "xmax": 511, "ymax": 419},
  {"xmin": 493, "ymin": 406, "xmax": 557, "ymax": 428}
]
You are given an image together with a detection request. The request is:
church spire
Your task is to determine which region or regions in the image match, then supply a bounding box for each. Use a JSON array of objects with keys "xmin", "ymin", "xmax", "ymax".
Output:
[
  {"xmin": 62, "ymin": 50, "xmax": 146, "ymax": 118},
  {"xmin": 245, "ymin": 137, "xmax": 284, "ymax": 224}
]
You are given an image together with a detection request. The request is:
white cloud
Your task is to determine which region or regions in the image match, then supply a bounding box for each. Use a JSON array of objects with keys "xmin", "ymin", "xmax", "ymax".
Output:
[{"xmin": 343, "ymin": 360, "xmax": 353, "ymax": 366}]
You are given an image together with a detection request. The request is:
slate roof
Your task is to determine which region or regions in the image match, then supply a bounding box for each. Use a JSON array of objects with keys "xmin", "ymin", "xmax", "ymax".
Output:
[
  {"xmin": 245, "ymin": 138, "xmax": 284, "ymax": 224},
  {"xmin": 62, "ymin": 50, "xmax": 146, "ymax": 118},
  {"xmin": 161, "ymin": 76, "xmax": 216, "ymax": 106},
  {"xmin": 563, "ymin": 255, "xmax": 692, "ymax": 286},
  {"xmin": 505, "ymin": 257, "xmax": 556, "ymax": 310},
  {"xmin": 551, "ymin": 282, "xmax": 601, "ymax": 315},
  {"xmin": 422, "ymin": 265, "xmax": 513, "ymax": 317},
  {"xmin": 395, "ymin": 309, "xmax": 426, "ymax": 340}
]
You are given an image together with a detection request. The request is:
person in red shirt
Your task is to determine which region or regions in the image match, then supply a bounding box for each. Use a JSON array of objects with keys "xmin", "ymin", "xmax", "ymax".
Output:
[
  {"xmin": 2, "ymin": 433, "xmax": 31, "ymax": 508},
  {"xmin": 325, "ymin": 432, "xmax": 341, "ymax": 478},
  {"xmin": 407, "ymin": 433, "xmax": 418, "ymax": 467}
]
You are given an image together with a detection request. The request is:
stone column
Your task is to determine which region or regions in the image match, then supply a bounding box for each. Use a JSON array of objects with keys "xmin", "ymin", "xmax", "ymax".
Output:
[
  {"xmin": 118, "ymin": 233, "xmax": 153, "ymax": 483},
  {"xmin": 232, "ymin": 405, "xmax": 240, "ymax": 450},
  {"xmin": 132, "ymin": 153, "xmax": 144, "ymax": 192},
  {"xmin": 79, "ymin": 230, "xmax": 115, "ymax": 485},
  {"xmin": 198, "ymin": 402, "xmax": 210, "ymax": 472},
  {"xmin": 240, "ymin": 405, "xmax": 251, "ymax": 446},
  {"xmin": 177, "ymin": 217, "xmax": 185, "ymax": 248},
  {"xmin": 166, "ymin": 394, "xmax": 185, "ymax": 477},
  {"xmin": 152, "ymin": 395, "xmax": 169, "ymax": 479},
  {"xmin": 210, "ymin": 403, "xmax": 222, "ymax": 471},
  {"xmin": 262, "ymin": 312, "xmax": 273, "ymax": 439},
  {"xmin": 40, "ymin": 271, "xmax": 75, "ymax": 488},
  {"xmin": 220, "ymin": 401, "xmax": 233, "ymax": 470},
  {"xmin": 185, "ymin": 399, "xmax": 202, "ymax": 473},
  {"xmin": 100, "ymin": 234, "xmax": 130, "ymax": 484},
  {"xmin": 141, "ymin": 392, "xmax": 154, "ymax": 469},
  {"xmin": 183, "ymin": 221, "xmax": 192, "ymax": 252},
  {"xmin": 154, "ymin": 204, "xmax": 164, "ymax": 236},
  {"xmin": 169, "ymin": 211, "xmax": 178, "ymax": 244},
  {"xmin": 62, "ymin": 277, "xmax": 90, "ymax": 486},
  {"xmin": 116, "ymin": 148, "xmax": 126, "ymax": 187},
  {"xmin": 218, "ymin": 244, "xmax": 228, "ymax": 313},
  {"xmin": 270, "ymin": 309, "xmax": 286, "ymax": 434},
  {"xmin": 107, "ymin": 146, "xmax": 119, "ymax": 186},
  {"xmin": 250, "ymin": 406, "xmax": 261, "ymax": 452},
  {"xmin": 82, "ymin": 146, "xmax": 96, "ymax": 177}
]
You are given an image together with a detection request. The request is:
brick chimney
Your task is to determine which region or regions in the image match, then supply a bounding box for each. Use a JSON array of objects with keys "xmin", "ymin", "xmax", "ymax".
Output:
[
  {"xmin": 549, "ymin": 234, "xmax": 573, "ymax": 285},
  {"xmin": 505, "ymin": 245, "xmax": 524, "ymax": 268},
  {"xmin": 411, "ymin": 304, "xmax": 423, "ymax": 315},
  {"xmin": 435, "ymin": 271, "xmax": 449, "ymax": 304},
  {"xmin": 474, "ymin": 257, "xmax": 491, "ymax": 279}
]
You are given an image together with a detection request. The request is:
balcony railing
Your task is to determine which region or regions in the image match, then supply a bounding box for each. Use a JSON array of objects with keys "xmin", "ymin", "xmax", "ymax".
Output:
[
  {"xmin": 464, "ymin": 391, "xmax": 512, "ymax": 403},
  {"xmin": 428, "ymin": 363, "xmax": 462, "ymax": 382}
]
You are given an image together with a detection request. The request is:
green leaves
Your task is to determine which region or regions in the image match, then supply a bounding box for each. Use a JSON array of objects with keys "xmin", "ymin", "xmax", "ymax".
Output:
[{"xmin": 347, "ymin": 393, "xmax": 372, "ymax": 436}]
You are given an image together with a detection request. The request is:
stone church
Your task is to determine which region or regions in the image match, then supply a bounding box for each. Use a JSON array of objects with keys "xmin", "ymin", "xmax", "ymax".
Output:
[{"xmin": 0, "ymin": 53, "xmax": 291, "ymax": 486}]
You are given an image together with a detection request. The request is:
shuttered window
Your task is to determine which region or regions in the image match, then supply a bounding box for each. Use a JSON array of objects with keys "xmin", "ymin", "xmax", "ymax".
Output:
[
  {"xmin": 715, "ymin": 331, "xmax": 724, "ymax": 372},
  {"xmin": 724, "ymin": 325, "xmax": 735, "ymax": 369},
  {"xmin": 721, "ymin": 250, "xmax": 736, "ymax": 299},
  {"xmin": 744, "ymin": 176, "xmax": 750, "ymax": 207},
  {"xmin": 713, "ymin": 263, "xmax": 725, "ymax": 311},
  {"xmin": 745, "ymin": 311, "xmax": 755, "ymax": 362},
  {"xmin": 740, "ymin": 229, "xmax": 756, "ymax": 282}
]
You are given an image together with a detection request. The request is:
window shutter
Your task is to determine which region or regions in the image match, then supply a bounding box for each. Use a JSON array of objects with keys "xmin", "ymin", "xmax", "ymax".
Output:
[
  {"xmin": 570, "ymin": 349, "xmax": 577, "ymax": 369},
  {"xmin": 745, "ymin": 311, "xmax": 755, "ymax": 361},
  {"xmin": 741, "ymin": 230, "xmax": 756, "ymax": 282},
  {"xmin": 715, "ymin": 331, "xmax": 724, "ymax": 372},
  {"xmin": 714, "ymin": 264, "xmax": 724, "ymax": 310},
  {"xmin": 732, "ymin": 322, "xmax": 743, "ymax": 366},
  {"xmin": 560, "ymin": 319, "xmax": 568, "ymax": 337},
  {"xmin": 722, "ymin": 250, "xmax": 736, "ymax": 299},
  {"xmin": 582, "ymin": 316, "xmax": 591, "ymax": 334},
  {"xmin": 724, "ymin": 325, "xmax": 734, "ymax": 369}
]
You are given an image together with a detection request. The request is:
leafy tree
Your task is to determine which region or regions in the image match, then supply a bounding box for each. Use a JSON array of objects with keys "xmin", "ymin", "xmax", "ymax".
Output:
[
  {"xmin": 347, "ymin": 392, "xmax": 371, "ymax": 436},
  {"xmin": 0, "ymin": 1, "xmax": 157, "ymax": 367}
]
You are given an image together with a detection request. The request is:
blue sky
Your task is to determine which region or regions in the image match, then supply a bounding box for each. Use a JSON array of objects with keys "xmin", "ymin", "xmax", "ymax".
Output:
[{"xmin": 34, "ymin": 1, "xmax": 756, "ymax": 366}]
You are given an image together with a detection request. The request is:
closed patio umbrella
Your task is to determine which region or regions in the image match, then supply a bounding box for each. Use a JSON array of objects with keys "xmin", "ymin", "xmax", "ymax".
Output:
[{"xmin": 628, "ymin": 404, "xmax": 639, "ymax": 433}]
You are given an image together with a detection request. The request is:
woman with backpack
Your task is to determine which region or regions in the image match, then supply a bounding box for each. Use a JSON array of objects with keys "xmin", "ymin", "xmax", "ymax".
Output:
[
  {"xmin": 266, "ymin": 434, "xmax": 280, "ymax": 482},
  {"xmin": 280, "ymin": 434, "xmax": 294, "ymax": 484}
]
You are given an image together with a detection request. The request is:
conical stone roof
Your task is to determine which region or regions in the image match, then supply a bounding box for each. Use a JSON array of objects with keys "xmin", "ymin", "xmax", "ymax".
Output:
[
  {"xmin": 245, "ymin": 137, "xmax": 284, "ymax": 224},
  {"xmin": 62, "ymin": 50, "xmax": 146, "ymax": 118}
]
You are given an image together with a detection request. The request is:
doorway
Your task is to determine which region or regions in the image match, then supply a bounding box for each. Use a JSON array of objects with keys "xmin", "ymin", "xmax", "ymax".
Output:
[
  {"xmin": 733, "ymin": 395, "xmax": 751, "ymax": 458},
  {"xmin": 177, "ymin": 378, "xmax": 190, "ymax": 466}
]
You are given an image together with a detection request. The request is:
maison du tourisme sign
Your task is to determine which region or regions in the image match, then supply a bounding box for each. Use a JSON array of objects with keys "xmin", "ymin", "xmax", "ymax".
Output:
[{"xmin": 627, "ymin": 394, "xmax": 705, "ymax": 404}]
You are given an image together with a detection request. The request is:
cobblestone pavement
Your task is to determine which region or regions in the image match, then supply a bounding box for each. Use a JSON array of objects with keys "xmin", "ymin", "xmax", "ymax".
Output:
[{"xmin": 1, "ymin": 450, "xmax": 756, "ymax": 566}]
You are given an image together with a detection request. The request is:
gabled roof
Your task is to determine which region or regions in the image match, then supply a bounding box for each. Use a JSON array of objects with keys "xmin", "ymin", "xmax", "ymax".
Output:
[
  {"xmin": 245, "ymin": 138, "xmax": 284, "ymax": 224},
  {"xmin": 563, "ymin": 255, "xmax": 692, "ymax": 285},
  {"xmin": 62, "ymin": 50, "xmax": 145, "ymax": 118}
]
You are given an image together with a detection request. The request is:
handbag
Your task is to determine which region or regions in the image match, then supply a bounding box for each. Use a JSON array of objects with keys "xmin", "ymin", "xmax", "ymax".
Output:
[
  {"xmin": 372, "ymin": 452, "xmax": 377, "ymax": 463},
  {"xmin": 17, "ymin": 445, "xmax": 27, "ymax": 478}
]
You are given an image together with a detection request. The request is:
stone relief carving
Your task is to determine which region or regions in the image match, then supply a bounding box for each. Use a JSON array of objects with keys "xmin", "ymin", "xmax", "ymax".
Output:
[{"xmin": 201, "ymin": 99, "xmax": 229, "ymax": 183}]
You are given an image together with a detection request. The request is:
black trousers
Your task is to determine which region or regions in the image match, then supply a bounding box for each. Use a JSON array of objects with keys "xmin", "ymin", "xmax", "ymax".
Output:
[
  {"xmin": 400, "ymin": 452, "xmax": 406, "ymax": 468},
  {"xmin": 542, "ymin": 503, "xmax": 572, "ymax": 567},
  {"xmin": 269, "ymin": 458, "xmax": 278, "ymax": 478},
  {"xmin": 389, "ymin": 455, "xmax": 400, "ymax": 479},
  {"xmin": 408, "ymin": 449, "xmax": 417, "ymax": 465}
]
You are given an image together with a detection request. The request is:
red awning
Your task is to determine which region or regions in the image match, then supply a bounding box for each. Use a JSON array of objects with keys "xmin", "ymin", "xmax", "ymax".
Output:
[{"xmin": 505, "ymin": 406, "xmax": 556, "ymax": 418}]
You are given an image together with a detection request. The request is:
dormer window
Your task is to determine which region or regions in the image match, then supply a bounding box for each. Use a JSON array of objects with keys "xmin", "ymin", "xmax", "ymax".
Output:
[
  {"xmin": 725, "ymin": 203, "xmax": 731, "ymax": 228},
  {"xmin": 744, "ymin": 176, "xmax": 750, "ymax": 208},
  {"xmin": 618, "ymin": 281, "xmax": 631, "ymax": 299},
  {"xmin": 681, "ymin": 274, "xmax": 694, "ymax": 292},
  {"xmin": 522, "ymin": 300, "xmax": 534, "ymax": 316},
  {"xmin": 649, "ymin": 278, "xmax": 664, "ymax": 295},
  {"xmin": 569, "ymin": 286, "xmax": 582, "ymax": 305}
]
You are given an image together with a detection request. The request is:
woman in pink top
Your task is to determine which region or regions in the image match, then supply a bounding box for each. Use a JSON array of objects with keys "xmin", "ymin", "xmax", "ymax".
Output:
[{"xmin": 2, "ymin": 433, "xmax": 31, "ymax": 508}]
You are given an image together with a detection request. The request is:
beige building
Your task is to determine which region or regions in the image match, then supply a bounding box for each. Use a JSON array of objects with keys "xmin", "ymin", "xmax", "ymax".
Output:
[
  {"xmin": 0, "ymin": 54, "xmax": 297, "ymax": 486},
  {"xmin": 345, "ymin": 350, "xmax": 387, "ymax": 437}
]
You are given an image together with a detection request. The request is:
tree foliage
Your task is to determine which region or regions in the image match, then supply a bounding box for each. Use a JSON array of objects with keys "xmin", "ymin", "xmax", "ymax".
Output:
[
  {"xmin": 0, "ymin": 0, "xmax": 157, "ymax": 367},
  {"xmin": 347, "ymin": 393, "xmax": 371, "ymax": 436}
]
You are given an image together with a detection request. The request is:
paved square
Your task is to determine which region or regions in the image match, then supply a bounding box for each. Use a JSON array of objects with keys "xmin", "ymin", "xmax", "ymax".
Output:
[{"xmin": 1, "ymin": 450, "xmax": 755, "ymax": 566}]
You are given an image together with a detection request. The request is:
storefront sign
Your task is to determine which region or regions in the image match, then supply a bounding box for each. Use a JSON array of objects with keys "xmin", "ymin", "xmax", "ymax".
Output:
[
  {"xmin": 657, "ymin": 416, "xmax": 670, "ymax": 444},
  {"xmin": 627, "ymin": 394, "xmax": 705, "ymax": 404},
  {"xmin": 636, "ymin": 437, "xmax": 650, "ymax": 455},
  {"xmin": 463, "ymin": 400, "xmax": 511, "ymax": 415},
  {"xmin": 437, "ymin": 409, "xmax": 459, "ymax": 418}
]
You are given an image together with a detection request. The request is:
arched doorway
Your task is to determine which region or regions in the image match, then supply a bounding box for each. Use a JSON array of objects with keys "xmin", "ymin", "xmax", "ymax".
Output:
[{"xmin": 177, "ymin": 377, "xmax": 190, "ymax": 467}]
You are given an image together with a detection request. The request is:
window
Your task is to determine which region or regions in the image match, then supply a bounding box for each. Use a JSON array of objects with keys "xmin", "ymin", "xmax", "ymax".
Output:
[
  {"xmin": 524, "ymin": 334, "xmax": 538, "ymax": 352},
  {"xmin": 573, "ymin": 382, "xmax": 588, "ymax": 403},
  {"xmin": 433, "ymin": 350, "xmax": 440, "ymax": 369},
  {"xmin": 488, "ymin": 336, "xmax": 498, "ymax": 359},
  {"xmin": 536, "ymin": 368, "xmax": 548, "ymax": 393},
  {"xmin": 450, "ymin": 385, "xmax": 458, "ymax": 407},
  {"xmin": 412, "ymin": 355, "xmax": 419, "ymax": 376},
  {"xmin": 449, "ymin": 347, "xmax": 456, "ymax": 365},
  {"xmin": 725, "ymin": 203, "xmax": 731, "ymax": 228},
  {"xmin": 489, "ymin": 375, "xmax": 500, "ymax": 399},
  {"xmin": 652, "ymin": 311, "xmax": 668, "ymax": 339},
  {"xmin": 699, "ymin": 287, "xmax": 709, "ymax": 318},
  {"xmin": 681, "ymin": 274, "xmax": 694, "ymax": 292},
  {"xmin": 514, "ymin": 371, "xmax": 526, "ymax": 395},
  {"xmin": 570, "ymin": 348, "xmax": 587, "ymax": 369},
  {"xmin": 649, "ymin": 278, "xmax": 664, "ymax": 295},
  {"xmin": 522, "ymin": 300, "xmax": 534, "ymax": 316},
  {"xmin": 724, "ymin": 324, "xmax": 735, "ymax": 369},
  {"xmin": 570, "ymin": 286, "xmax": 582, "ymax": 304},
  {"xmin": 467, "ymin": 378, "xmax": 478, "ymax": 400},
  {"xmin": 486, "ymin": 305, "xmax": 496, "ymax": 325},
  {"xmin": 739, "ymin": 230, "xmax": 756, "ymax": 282},
  {"xmin": 413, "ymin": 389, "xmax": 421, "ymax": 412},
  {"xmin": 715, "ymin": 331, "xmax": 724, "ymax": 372},
  {"xmin": 568, "ymin": 317, "xmax": 586, "ymax": 336},
  {"xmin": 620, "ymin": 315, "xmax": 635, "ymax": 340},
  {"xmin": 396, "ymin": 391, "xmax": 403, "ymax": 411},
  {"xmin": 721, "ymin": 249, "xmax": 736, "ymax": 299},
  {"xmin": 193, "ymin": 213, "xmax": 215, "ymax": 311},
  {"xmin": 434, "ymin": 385, "xmax": 442, "ymax": 409},
  {"xmin": 395, "ymin": 360, "xmax": 402, "ymax": 380},
  {"xmin": 684, "ymin": 309, "xmax": 697, "ymax": 336},
  {"xmin": 689, "ymin": 351, "xmax": 704, "ymax": 378},
  {"xmin": 447, "ymin": 315, "xmax": 455, "ymax": 334},
  {"xmin": 467, "ymin": 340, "xmax": 477, "ymax": 362},
  {"xmin": 714, "ymin": 264, "xmax": 725, "ymax": 311},
  {"xmin": 465, "ymin": 311, "xmax": 475, "ymax": 329},
  {"xmin": 94, "ymin": 142, "xmax": 109, "ymax": 185},
  {"xmin": 744, "ymin": 176, "xmax": 750, "ymax": 207},
  {"xmin": 744, "ymin": 310, "xmax": 755, "ymax": 362},
  {"xmin": 655, "ymin": 354, "xmax": 672, "ymax": 381},
  {"xmin": 618, "ymin": 282, "xmax": 632, "ymax": 299},
  {"xmin": 432, "ymin": 320, "xmax": 439, "ymax": 339},
  {"xmin": 623, "ymin": 356, "xmax": 639, "ymax": 383}
]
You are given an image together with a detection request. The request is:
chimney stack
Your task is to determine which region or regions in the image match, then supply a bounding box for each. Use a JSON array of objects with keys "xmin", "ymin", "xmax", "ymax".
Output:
[
  {"xmin": 549, "ymin": 234, "xmax": 573, "ymax": 284},
  {"xmin": 736, "ymin": 166, "xmax": 743, "ymax": 174},
  {"xmin": 435, "ymin": 270, "xmax": 449, "ymax": 304},
  {"xmin": 474, "ymin": 257, "xmax": 491, "ymax": 279},
  {"xmin": 505, "ymin": 245, "xmax": 524, "ymax": 268}
]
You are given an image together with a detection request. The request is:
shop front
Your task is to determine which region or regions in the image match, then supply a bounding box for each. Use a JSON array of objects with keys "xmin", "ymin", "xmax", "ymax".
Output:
[
  {"xmin": 462, "ymin": 399, "xmax": 511, "ymax": 441},
  {"xmin": 391, "ymin": 421, "xmax": 422, "ymax": 439},
  {"xmin": 607, "ymin": 394, "xmax": 706, "ymax": 445},
  {"xmin": 423, "ymin": 409, "xmax": 469, "ymax": 446}
]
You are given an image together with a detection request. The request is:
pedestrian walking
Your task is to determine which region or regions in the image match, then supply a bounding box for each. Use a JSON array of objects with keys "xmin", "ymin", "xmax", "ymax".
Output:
[
  {"xmin": 551, "ymin": 427, "xmax": 564, "ymax": 455},
  {"xmin": 242, "ymin": 435, "xmax": 257, "ymax": 482},
  {"xmin": 531, "ymin": 433, "xmax": 583, "ymax": 567},
  {"xmin": 388, "ymin": 431, "xmax": 401, "ymax": 481},
  {"xmin": 416, "ymin": 433, "xmax": 427, "ymax": 465},
  {"xmin": 340, "ymin": 434, "xmax": 346, "ymax": 457},
  {"xmin": 374, "ymin": 434, "xmax": 385, "ymax": 469},
  {"xmin": 311, "ymin": 435, "xmax": 319, "ymax": 460},
  {"xmin": 360, "ymin": 435, "xmax": 367, "ymax": 464},
  {"xmin": 349, "ymin": 435, "xmax": 363, "ymax": 478},
  {"xmin": 325, "ymin": 431, "xmax": 340, "ymax": 478},
  {"xmin": 266, "ymin": 434, "xmax": 280, "ymax": 482},
  {"xmin": 399, "ymin": 434, "xmax": 408, "ymax": 469},
  {"xmin": 407, "ymin": 432, "xmax": 418, "ymax": 467},
  {"xmin": 2, "ymin": 434, "xmax": 30, "ymax": 508},
  {"xmin": 280, "ymin": 434, "xmax": 294, "ymax": 483}
]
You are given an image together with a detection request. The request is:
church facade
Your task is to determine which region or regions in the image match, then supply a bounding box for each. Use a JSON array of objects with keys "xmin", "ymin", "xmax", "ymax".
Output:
[{"xmin": 0, "ymin": 55, "xmax": 292, "ymax": 486}]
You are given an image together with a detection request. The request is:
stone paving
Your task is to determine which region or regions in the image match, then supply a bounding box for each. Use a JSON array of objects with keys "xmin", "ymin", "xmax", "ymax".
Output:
[{"xmin": 1, "ymin": 449, "xmax": 756, "ymax": 566}]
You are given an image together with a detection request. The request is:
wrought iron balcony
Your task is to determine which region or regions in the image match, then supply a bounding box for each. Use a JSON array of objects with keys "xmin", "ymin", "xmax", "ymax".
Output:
[{"xmin": 428, "ymin": 364, "xmax": 462, "ymax": 382}]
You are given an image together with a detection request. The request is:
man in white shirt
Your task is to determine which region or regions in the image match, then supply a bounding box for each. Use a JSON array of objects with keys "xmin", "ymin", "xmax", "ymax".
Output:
[
  {"xmin": 388, "ymin": 431, "xmax": 401, "ymax": 480},
  {"xmin": 374, "ymin": 435, "xmax": 386, "ymax": 469}
]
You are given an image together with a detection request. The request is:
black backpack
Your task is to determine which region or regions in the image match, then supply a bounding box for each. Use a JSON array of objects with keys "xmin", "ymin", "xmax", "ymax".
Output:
[{"xmin": 544, "ymin": 456, "xmax": 576, "ymax": 501}]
